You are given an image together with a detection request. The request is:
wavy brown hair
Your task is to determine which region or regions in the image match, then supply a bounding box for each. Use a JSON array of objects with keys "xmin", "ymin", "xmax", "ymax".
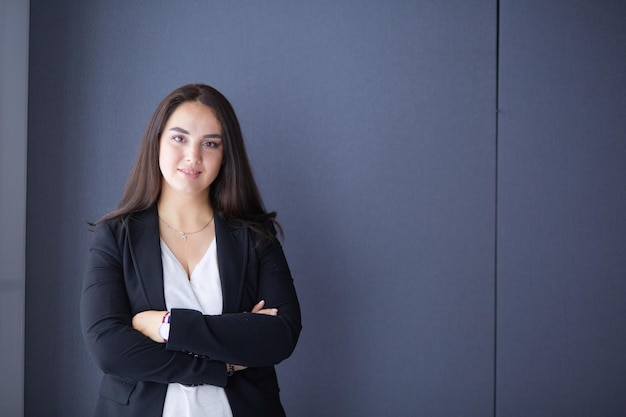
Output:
[{"xmin": 99, "ymin": 84, "xmax": 279, "ymax": 239}]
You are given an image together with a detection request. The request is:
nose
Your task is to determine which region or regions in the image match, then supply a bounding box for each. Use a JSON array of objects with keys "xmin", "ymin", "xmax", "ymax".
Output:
[{"xmin": 185, "ymin": 144, "xmax": 202, "ymax": 164}]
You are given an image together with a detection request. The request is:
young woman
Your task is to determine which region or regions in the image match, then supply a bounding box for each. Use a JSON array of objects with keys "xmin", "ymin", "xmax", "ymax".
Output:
[{"xmin": 81, "ymin": 84, "xmax": 301, "ymax": 417}]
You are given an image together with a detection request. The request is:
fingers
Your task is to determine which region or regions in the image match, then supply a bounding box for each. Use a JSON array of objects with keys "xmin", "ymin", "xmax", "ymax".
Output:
[
  {"xmin": 251, "ymin": 300, "xmax": 278, "ymax": 316},
  {"xmin": 255, "ymin": 308, "xmax": 278, "ymax": 316},
  {"xmin": 251, "ymin": 300, "xmax": 265, "ymax": 313}
]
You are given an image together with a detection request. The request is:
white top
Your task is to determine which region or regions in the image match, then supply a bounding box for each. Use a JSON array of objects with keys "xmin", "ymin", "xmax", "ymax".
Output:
[{"xmin": 160, "ymin": 238, "xmax": 233, "ymax": 417}]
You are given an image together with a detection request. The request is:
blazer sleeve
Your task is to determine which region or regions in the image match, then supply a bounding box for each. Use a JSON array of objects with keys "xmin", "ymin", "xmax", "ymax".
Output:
[
  {"xmin": 80, "ymin": 220, "xmax": 228, "ymax": 387},
  {"xmin": 165, "ymin": 230, "xmax": 302, "ymax": 368}
]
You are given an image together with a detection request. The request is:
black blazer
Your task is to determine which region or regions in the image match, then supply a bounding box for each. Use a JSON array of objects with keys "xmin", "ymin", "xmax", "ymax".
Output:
[{"xmin": 81, "ymin": 206, "xmax": 301, "ymax": 417}]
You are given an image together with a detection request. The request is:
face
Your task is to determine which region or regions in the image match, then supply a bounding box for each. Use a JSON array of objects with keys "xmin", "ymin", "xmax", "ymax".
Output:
[{"xmin": 159, "ymin": 101, "xmax": 224, "ymax": 197}]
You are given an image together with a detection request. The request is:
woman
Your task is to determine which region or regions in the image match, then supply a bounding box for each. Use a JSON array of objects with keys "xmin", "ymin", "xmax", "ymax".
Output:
[{"xmin": 81, "ymin": 84, "xmax": 301, "ymax": 417}]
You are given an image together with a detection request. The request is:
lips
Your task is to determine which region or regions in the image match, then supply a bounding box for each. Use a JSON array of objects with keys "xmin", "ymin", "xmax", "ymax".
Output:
[
  {"xmin": 179, "ymin": 168, "xmax": 201, "ymax": 174},
  {"xmin": 178, "ymin": 167, "xmax": 202, "ymax": 178}
]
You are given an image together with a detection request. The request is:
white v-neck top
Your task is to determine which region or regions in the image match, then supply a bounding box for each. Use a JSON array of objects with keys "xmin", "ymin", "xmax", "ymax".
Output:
[{"xmin": 160, "ymin": 238, "xmax": 233, "ymax": 417}]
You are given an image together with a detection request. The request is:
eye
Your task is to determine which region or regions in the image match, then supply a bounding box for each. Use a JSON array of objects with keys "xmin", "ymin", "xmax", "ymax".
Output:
[
  {"xmin": 203, "ymin": 141, "xmax": 221, "ymax": 149},
  {"xmin": 171, "ymin": 135, "xmax": 185, "ymax": 143}
]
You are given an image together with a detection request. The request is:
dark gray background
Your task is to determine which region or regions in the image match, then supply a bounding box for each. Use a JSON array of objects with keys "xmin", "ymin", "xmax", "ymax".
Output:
[
  {"xmin": 23, "ymin": 1, "xmax": 625, "ymax": 416},
  {"xmin": 497, "ymin": 1, "xmax": 626, "ymax": 416}
]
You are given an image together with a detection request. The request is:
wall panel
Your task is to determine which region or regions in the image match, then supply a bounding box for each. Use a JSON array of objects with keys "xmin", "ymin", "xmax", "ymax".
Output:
[
  {"xmin": 0, "ymin": 0, "xmax": 29, "ymax": 416},
  {"xmin": 497, "ymin": 1, "xmax": 626, "ymax": 415}
]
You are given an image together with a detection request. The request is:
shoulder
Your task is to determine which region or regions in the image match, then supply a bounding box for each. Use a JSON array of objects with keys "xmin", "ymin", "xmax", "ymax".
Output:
[
  {"xmin": 216, "ymin": 213, "xmax": 280, "ymax": 252},
  {"xmin": 93, "ymin": 207, "xmax": 157, "ymax": 240}
]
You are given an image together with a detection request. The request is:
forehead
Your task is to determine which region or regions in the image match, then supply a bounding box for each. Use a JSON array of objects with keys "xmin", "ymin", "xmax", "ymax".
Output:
[{"xmin": 165, "ymin": 101, "xmax": 221, "ymax": 129}]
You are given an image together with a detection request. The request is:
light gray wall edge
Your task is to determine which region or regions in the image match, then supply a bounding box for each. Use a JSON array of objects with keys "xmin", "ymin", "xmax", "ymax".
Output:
[{"xmin": 0, "ymin": 0, "xmax": 29, "ymax": 416}]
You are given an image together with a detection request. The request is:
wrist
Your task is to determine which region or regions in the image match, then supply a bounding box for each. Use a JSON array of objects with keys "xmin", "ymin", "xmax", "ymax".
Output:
[{"xmin": 158, "ymin": 311, "xmax": 171, "ymax": 343}]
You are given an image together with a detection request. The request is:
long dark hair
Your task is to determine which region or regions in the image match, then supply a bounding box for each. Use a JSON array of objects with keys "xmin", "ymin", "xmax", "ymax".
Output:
[{"xmin": 99, "ymin": 84, "xmax": 279, "ymax": 239}]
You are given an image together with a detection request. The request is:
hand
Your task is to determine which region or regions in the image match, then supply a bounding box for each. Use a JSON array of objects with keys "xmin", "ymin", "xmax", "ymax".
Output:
[
  {"xmin": 132, "ymin": 310, "xmax": 168, "ymax": 343},
  {"xmin": 229, "ymin": 364, "xmax": 248, "ymax": 372},
  {"xmin": 251, "ymin": 300, "xmax": 278, "ymax": 316}
]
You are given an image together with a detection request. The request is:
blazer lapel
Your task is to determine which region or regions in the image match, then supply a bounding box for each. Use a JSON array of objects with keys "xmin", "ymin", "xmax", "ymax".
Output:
[
  {"xmin": 126, "ymin": 206, "xmax": 167, "ymax": 311},
  {"xmin": 123, "ymin": 208, "xmax": 246, "ymax": 313},
  {"xmin": 214, "ymin": 214, "xmax": 248, "ymax": 313}
]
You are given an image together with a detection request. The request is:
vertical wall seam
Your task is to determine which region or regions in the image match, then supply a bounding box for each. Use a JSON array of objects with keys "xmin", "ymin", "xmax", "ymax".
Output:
[{"xmin": 493, "ymin": 0, "xmax": 501, "ymax": 416}]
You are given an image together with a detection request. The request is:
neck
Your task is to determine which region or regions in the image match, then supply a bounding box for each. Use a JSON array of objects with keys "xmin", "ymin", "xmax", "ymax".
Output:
[{"xmin": 157, "ymin": 188, "xmax": 214, "ymax": 229}]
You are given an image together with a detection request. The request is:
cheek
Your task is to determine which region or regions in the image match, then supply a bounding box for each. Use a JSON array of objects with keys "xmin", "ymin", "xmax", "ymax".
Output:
[
  {"xmin": 215, "ymin": 149, "xmax": 225, "ymax": 166},
  {"xmin": 212, "ymin": 155, "xmax": 225, "ymax": 173},
  {"xmin": 158, "ymin": 152, "xmax": 166, "ymax": 175},
  {"xmin": 159, "ymin": 147, "xmax": 178, "ymax": 171}
]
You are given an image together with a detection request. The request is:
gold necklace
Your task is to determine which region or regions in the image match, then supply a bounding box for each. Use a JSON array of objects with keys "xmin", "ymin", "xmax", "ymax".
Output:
[{"xmin": 158, "ymin": 216, "xmax": 214, "ymax": 241}]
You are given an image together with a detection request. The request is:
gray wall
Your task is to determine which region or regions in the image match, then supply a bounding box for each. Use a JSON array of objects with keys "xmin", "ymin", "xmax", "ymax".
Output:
[
  {"xmin": 0, "ymin": 0, "xmax": 29, "ymax": 416},
  {"xmin": 496, "ymin": 1, "xmax": 626, "ymax": 415},
  {"xmin": 23, "ymin": 1, "xmax": 625, "ymax": 417}
]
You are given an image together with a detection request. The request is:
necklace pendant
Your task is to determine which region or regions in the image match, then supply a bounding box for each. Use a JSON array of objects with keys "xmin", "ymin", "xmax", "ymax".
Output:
[{"xmin": 158, "ymin": 215, "xmax": 213, "ymax": 242}]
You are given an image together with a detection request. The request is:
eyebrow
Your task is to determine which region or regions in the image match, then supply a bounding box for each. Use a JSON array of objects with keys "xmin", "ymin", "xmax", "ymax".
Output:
[{"xmin": 169, "ymin": 126, "xmax": 222, "ymax": 139}]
